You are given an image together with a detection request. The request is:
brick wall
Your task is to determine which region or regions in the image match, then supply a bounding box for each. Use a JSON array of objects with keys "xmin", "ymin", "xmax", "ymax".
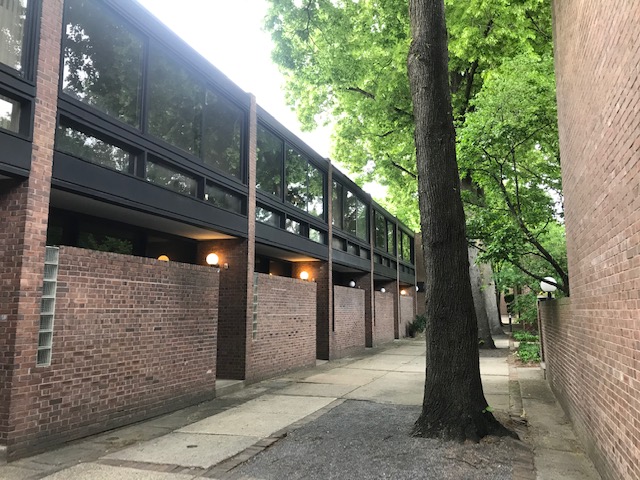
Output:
[
  {"xmin": 0, "ymin": 0, "xmax": 64, "ymax": 453},
  {"xmin": 198, "ymin": 239, "xmax": 251, "ymax": 379},
  {"xmin": 247, "ymin": 273, "xmax": 316, "ymax": 382},
  {"xmin": 333, "ymin": 286, "xmax": 366, "ymax": 357},
  {"xmin": 547, "ymin": 1, "xmax": 640, "ymax": 478},
  {"xmin": 399, "ymin": 295, "xmax": 415, "ymax": 338},
  {"xmin": 374, "ymin": 292, "xmax": 395, "ymax": 345},
  {"xmin": 4, "ymin": 247, "xmax": 219, "ymax": 459}
]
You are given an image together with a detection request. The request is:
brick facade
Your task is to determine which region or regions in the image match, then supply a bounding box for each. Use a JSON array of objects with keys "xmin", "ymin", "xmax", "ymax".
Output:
[
  {"xmin": 4, "ymin": 247, "xmax": 219, "ymax": 459},
  {"xmin": 332, "ymin": 286, "xmax": 366, "ymax": 358},
  {"xmin": 374, "ymin": 292, "xmax": 395, "ymax": 345},
  {"xmin": 246, "ymin": 274, "xmax": 317, "ymax": 382},
  {"xmin": 545, "ymin": 1, "xmax": 640, "ymax": 478}
]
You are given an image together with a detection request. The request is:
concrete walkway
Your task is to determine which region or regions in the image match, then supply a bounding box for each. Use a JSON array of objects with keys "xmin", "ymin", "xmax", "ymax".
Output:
[{"xmin": 0, "ymin": 337, "xmax": 599, "ymax": 479}]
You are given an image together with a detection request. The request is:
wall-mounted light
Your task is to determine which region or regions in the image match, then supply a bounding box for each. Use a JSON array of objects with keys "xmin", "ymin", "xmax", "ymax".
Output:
[
  {"xmin": 416, "ymin": 285, "xmax": 419, "ymax": 292},
  {"xmin": 299, "ymin": 271, "xmax": 309, "ymax": 281},
  {"xmin": 540, "ymin": 276, "xmax": 557, "ymax": 299},
  {"xmin": 206, "ymin": 253, "xmax": 219, "ymax": 267},
  {"xmin": 348, "ymin": 280, "xmax": 356, "ymax": 288},
  {"xmin": 158, "ymin": 255, "xmax": 170, "ymax": 262},
  {"xmin": 400, "ymin": 289, "xmax": 407, "ymax": 296},
  {"xmin": 380, "ymin": 287, "xmax": 386, "ymax": 293}
]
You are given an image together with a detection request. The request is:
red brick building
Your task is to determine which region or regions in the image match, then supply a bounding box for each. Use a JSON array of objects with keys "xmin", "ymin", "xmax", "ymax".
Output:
[
  {"xmin": 0, "ymin": 0, "xmax": 416, "ymax": 460},
  {"xmin": 539, "ymin": 2, "xmax": 640, "ymax": 479}
]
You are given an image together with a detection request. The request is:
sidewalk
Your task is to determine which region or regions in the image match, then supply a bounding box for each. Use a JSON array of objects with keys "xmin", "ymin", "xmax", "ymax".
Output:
[{"xmin": 0, "ymin": 337, "xmax": 599, "ymax": 479}]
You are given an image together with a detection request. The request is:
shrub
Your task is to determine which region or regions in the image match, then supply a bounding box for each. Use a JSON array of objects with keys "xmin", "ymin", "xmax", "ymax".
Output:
[
  {"xmin": 516, "ymin": 341, "xmax": 541, "ymax": 363},
  {"xmin": 407, "ymin": 314, "xmax": 427, "ymax": 337},
  {"xmin": 512, "ymin": 331, "xmax": 538, "ymax": 342}
]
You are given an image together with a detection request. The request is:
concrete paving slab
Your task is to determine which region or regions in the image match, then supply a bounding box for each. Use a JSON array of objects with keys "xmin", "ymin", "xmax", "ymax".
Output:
[
  {"xmin": 303, "ymin": 367, "xmax": 386, "ymax": 385},
  {"xmin": 0, "ymin": 464, "xmax": 43, "ymax": 480},
  {"xmin": 344, "ymin": 354, "xmax": 414, "ymax": 371},
  {"xmin": 484, "ymin": 394, "xmax": 510, "ymax": 412},
  {"xmin": 42, "ymin": 462, "xmax": 195, "ymax": 479},
  {"xmin": 482, "ymin": 376, "xmax": 510, "ymax": 395},
  {"xmin": 393, "ymin": 357, "xmax": 426, "ymax": 373},
  {"xmin": 534, "ymin": 448, "xmax": 600, "ymax": 480},
  {"xmin": 380, "ymin": 346, "xmax": 425, "ymax": 356},
  {"xmin": 479, "ymin": 358, "xmax": 510, "ymax": 376},
  {"xmin": 345, "ymin": 372, "xmax": 424, "ymax": 405},
  {"xmin": 179, "ymin": 411, "xmax": 308, "ymax": 437},
  {"xmin": 230, "ymin": 394, "xmax": 334, "ymax": 415},
  {"xmin": 87, "ymin": 423, "xmax": 172, "ymax": 448},
  {"xmin": 277, "ymin": 382, "xmax": 358, "ymax": 398},
  {"xmin": 104, "ymin": 432, "xmax": 257, "ymax": 469}
]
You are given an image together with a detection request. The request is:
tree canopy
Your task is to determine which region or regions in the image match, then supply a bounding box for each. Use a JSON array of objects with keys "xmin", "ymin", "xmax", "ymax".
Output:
[{"xmin": 265, "ymin": 0, "xmax": 566, "ymax": 291}]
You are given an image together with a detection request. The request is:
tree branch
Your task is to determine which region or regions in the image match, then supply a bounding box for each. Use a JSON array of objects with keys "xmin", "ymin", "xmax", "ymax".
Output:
[{"xmin": 345, "ymin": 86, "xmax": 414, "ymax": 120}]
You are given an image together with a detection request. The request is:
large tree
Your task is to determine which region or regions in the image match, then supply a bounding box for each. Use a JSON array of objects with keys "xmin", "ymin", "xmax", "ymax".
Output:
[{"xmin": 407, "ymin": 0, "xmax": 509, "ymax": 440}]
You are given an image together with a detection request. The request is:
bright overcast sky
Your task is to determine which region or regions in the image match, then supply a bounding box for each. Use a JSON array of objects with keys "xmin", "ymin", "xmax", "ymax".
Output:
[{"xmin": 136, "ymin": 0, "xmax": 333, "ymax": 158}]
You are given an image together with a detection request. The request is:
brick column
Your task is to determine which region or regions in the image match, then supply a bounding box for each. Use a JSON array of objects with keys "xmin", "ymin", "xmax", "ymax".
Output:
[
  {"xmin": 356, "ymin": 273, "xmax": 374, "ymax": 348},
  {"xmin": 291, "ymin": 261, "xmax": 329, "ymax": 359},
  {"xmin": 0, "ymin": 0, "xmax": 64, "ymax": 458}
]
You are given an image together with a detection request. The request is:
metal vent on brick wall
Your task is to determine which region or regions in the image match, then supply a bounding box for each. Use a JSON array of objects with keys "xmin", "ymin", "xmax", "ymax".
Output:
[
  {"xmin": 37, "ymin": 247, "xmax": 59, "ymax": 366},
  {"xmin": 252, "ymin": 273, "xmax": 259, "ymax": 340}
]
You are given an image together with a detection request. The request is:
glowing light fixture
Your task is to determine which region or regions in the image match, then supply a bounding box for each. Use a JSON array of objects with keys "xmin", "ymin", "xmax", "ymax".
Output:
[
  {"xmin": 157, "ymin": 255, "xmax": 170, "ymax": 262},
  {"xmin": 380, "ymin": 287, "xmax": 386, "ymax": 293},
  {"xmin": 400, "ymin": 289, "xmax": 407, "ymax": 296},
  {"xmin": 299, "ymin": 271, "xmax": 309, "ymax": 281},
  {"xmin": 348, "ymin": 280, "xmax": 356, "ymax": 288},
  {"xmin": 206, "ymin": 253, "xmax": 219, "ymax": 266}
]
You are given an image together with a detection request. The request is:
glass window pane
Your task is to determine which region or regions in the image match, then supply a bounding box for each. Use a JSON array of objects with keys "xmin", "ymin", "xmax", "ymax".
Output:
[
  {"xmin": 332, "ymin": 181, "xmax": 343, "ymax": 229},
  {"xmin": 62, "ymin": 0, "xmax": 142, "ymax": 126},
  {"xmin": 145, "ymin": 160, "xmax": 197, "ymax": 196},
  {"xmin": 374, "ymin": 212, "xmax": 385, "ymax": 249},
  {"xmin": 387, "ymin": 221, "xmax": 396, "ymax": 254},
  {"xmin": 401, "ymin": 232, "xmax": 413, "ymax": 262},
  {"xmin": 347, "ymin": 242, "xmax": 359, "ymax": 256},
  {"xmin": 0, "ymin": 94, "xmax": 20, "ymax": 133},
  {"xmin": 356, "ymin": 198, "xmax": 368, "ymax": 240},
  {"xmin": 55, "ymin": 124, "xmax": 131, "ymax": 172},
  {"xmin": 148, "ymin": 46, "xmax": 203, "ymax": 155},
  {"xmin": 309, "ymin": 227, "xmax": 324, "ymax": 244},
  {"xmin": 344, "ymin": 190, "xmax": 357, "ymax": 235},
  {"xmin": 285, "ymin": 147, "xmax": 308, "ymax": 211},
  {"xmin": 202, "ymin": 90, "xmax": 243, "ymax": 179},
  {"xmin": 205, "ymin": 183, "xmax": 243, "ymax": 214},
  {"xmin": 308, "ymin": 163, "xmax": 324, "ymax": 218},
  {"xmin": 256, "ymin": 206, "xmax": 281, "ymax": 227},
  {"xmin": 256, "ymin": 125, "xmax": 282, "ymax": 197},
  {"xmin": 285, "ymin": 218, "xmax": 301, "ymax": 235},
  {"xmin": 0, "ymin": 0, "xmax": 27, "ymax": 72},
  {"xmin": 332, "ymin": 236, "xmax": 346, "ymax": 251}
]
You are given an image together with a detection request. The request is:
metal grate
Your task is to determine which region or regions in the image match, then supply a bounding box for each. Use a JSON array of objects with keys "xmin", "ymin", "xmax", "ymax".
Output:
[{"xmin": 37, "ymin": 247, "xmax": 59, "ymax": 366}]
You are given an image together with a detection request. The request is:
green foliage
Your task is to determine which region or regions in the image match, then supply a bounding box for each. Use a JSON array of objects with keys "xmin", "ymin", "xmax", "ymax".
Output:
[
  {"xmin": 516, "ymin": 341, "xmax": 540, "ymax": 363},
  {"xmin": 407, "ymin": 313, "xmax": 427, "ymax": 337},
  {"xmin": 265, "ymin": 0, "xmax": 566, "ymax": 292},
  {"xmin": 512, "ymin": 331, "xmax": 538, "ymax": 342}
]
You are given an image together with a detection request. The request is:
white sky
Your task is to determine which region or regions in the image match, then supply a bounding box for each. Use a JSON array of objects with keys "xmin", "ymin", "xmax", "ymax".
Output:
[{"xmin": 136, "ymin": 0, "xmax": 333, "ymax": 158}]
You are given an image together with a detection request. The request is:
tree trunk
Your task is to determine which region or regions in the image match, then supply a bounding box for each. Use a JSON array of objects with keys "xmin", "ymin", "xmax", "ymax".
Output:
[
  {"xmin": 469, "ymin": 246, "xmax": 496, "ymax": 349},
  {"xmin": 408, "ymin": 0, "xmax": 511, "ymax": 441},
  {"xmin": 480, "ymin": 262, "xmax": 504, "ymax": 336}
]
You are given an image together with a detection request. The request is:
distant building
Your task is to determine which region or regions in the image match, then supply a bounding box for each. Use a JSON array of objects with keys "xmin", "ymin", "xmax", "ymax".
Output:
[{"xmin": 0, "ymin": 0, "xmax": 416, "ymax": 459}]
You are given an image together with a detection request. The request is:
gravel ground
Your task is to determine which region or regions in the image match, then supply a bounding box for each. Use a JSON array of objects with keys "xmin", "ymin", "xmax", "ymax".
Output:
[{"xmin": 232, "ymin": 400, "xmax": 526, "ymax": 480}]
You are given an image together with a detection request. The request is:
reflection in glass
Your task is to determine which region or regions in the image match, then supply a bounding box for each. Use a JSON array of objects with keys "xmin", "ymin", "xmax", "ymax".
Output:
[
  {"xmin": 256, "ymin": 125, "xmax": 282, "ymax": 197},
  {"xmin": 307, "ymin": 163, "xmax": 324, "ymax": 217},
  {"xmin": 145, "ymin": 160, "xmax": 197, "ymax": 196},
  {"xmin": 0, "ymin": 94, "xmax": 20, "ymax": 133},
  {"xmin": 148, "ymin": 46, "xmax": 203, "ymax": 155},
  {"xmin": 285, "ymin": 148, "xmax": 307, "ymax": 211},
  {"xmin": 0, "ymin": 0, "xmax": 27, "ymax": 72},
  {"xmin": 344, "ymin": 190, "xmax": 357, "ymax": 235},
  {"xmin": 256, "ymin": 206, "xmax": 281, "ymax": 227},
  {"xmin": 309, "ymin": 227, "xmax": 324, "ymax": 244},
  {"xmin": 356, "ymin": 198, "xmax": 368, "ymax": 240},
  {"xmin": 375, "ymin": 211, "xmax": 386, "ymax": 249},
  {"xmin": 332, "ymin": 181, "xmax": 343, "ymax": 229},
  {"xmin": 285, "ymin": 218, "xmax": 301, "ymax": 235},
  {"xmin": 205, "ymin": 183, "xmax": 243, "ymax": 214},
  {"xmin": 202, "ymin": 90, "xmax": 243, "ymax": 178},
  {"xmin": 55, "ymin": 125, "xmax": 131, "ymax": 172},
  {"xmin": 401, "ymin": 231, "xmax": 412, "ymax": 261},
  {"xmin": 62, "ymin": 0, "xmax": 143, "ymax": 126},
  {"xmin": 387, "ymin": 221, "xmax": 396, "ymax": 254}
]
